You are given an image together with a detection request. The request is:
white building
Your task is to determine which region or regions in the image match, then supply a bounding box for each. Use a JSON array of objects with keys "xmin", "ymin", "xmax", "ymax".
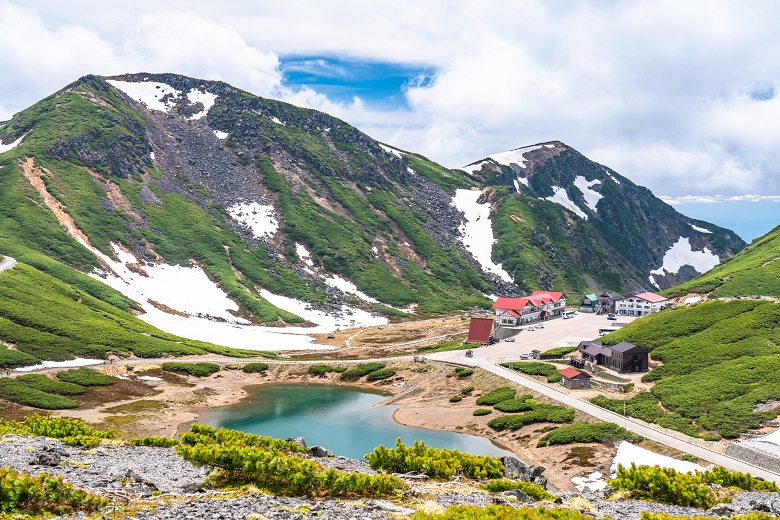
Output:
[{"xmin": 614, "ymin": 292, "xmax": 668, "ymax": 317}]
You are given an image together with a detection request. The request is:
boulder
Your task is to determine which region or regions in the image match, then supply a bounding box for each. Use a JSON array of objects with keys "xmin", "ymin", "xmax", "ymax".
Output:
[{"xmin": 310, "ymin": 445, "xmax": 333, "ymax": 458}]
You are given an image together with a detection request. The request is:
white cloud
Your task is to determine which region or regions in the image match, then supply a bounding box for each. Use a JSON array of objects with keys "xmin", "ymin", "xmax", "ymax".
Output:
[
  {"xmin": 3, "ymin": 1, "xmax": 780, "ymax": 197},
  {"xmin": 660, "ymin": 194, "xmax": 780, "ymax": 205}
]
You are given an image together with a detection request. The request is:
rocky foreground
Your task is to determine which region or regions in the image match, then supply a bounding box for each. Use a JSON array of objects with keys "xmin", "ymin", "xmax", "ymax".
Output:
[{"xmin": 2, "ymin": 434, "xmax": 780, "ymax": 520}]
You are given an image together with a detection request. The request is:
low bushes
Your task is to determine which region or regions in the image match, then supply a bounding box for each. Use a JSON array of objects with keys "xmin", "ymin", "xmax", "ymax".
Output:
[
  {"xmin": 16, "ymin": 374, "xmax": 86, "ymax": 395},
  {"xmin": 307, "ymin": 364, "xmax": 346, "ymax": 377},
  {"xmin": 339, "ymin": 363, "xmax": 386, "ymax": 382},
  {"xmin": 365, "ymin": 438, "xmax": 504, "ymax": 479},
  {"xmin": 479, "ymin": 479, "xmax": 556, "ymax": 500},
  {"xmin": 610, "ymin": 463, "xmax": 779, "ymax": 509},
  {"xmin": 493, "ymin": 396, "xmax": 534, "ymax": 413},
  {"xmin": 56, "ymin": 367, "xmax": 114, "ymax": 386},
  {"xmin": 129, "ymin": 436, "xmax": 179, "ymax": 447},
  {"xmin": 454, "ymin": 367, "xmax": 474, "ymax": 378},
  {"xmin": 488, "ymin": 405, "xmax": 575, "ymax": 431},
  {"xmin": 241, "ymin": 362, "xmax": 269, "ymax": 373},
  {"xmin": 504, "ymin": 361, "xmax": 558, "ymax": 377},
  {"xmin": 449, "ymin": 395, "xmax": 463, "ymax": 403},
  {"xmin": 0, "ymin": 468, "xmax": 106, "ymax": 516},
  {"xmin": 0, "ymin": 414, "xmax": 114, "ymax": 447},
  {"xmin": 476, "ymin": 387, "xmax": 516, "ymax": 406},
  {"xmin": 411, "ymin": 505, "xmax": 597, "ymax": 520},
  {"xmin": 461, "ymin": 386, "xmax": 474, "ymax": 395},
  {"xmin": 473, "ymin": 408, "xmax": 492, "ymax": 416},
  {"xmin": 536, "ymin": 421, "xmax": 642, "ymax": 446},
  {"xmin": 366, "ymin": 368, "xmax": 396, "ymax": 381},
  {"xmin": 539, "ymin": 346, "xmax": 578, "ymax": 359},
  {"xmin": 0, "ymin": 378, "xmax": 78, "ymax": 409},
  {"xmin": 161, "ymin": 362, "xmax": 220, "ymax": 377}
]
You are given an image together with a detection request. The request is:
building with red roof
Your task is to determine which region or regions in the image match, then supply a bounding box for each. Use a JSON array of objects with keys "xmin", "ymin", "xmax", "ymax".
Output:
[
  {"xmin": 492, "ymin": 291, "xmax": 567, "ymax": 327},
  {"xmin": 614, "ymin": 291, "xmax": 668, "ymax": 317},
  {"xmin": 558, "ymin": 367, "xmax": 591, "ymax": 389},
  {"xmin": 466, "ymin": 317, "xmax": 494, "ymax": 344}
]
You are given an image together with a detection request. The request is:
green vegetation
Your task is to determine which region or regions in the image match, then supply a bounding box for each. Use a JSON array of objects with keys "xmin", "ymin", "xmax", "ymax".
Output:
[
  {"xmin": 487, "ymin": 404, "xmax": 575, "ymax": 431},
  {"xmin": 0, "ymin": 263, "xmax": 265, "ymax": 364},
  {"xmin": 0, "ymin": 467, "xmax": 106, "ymax": 516},
  {"xmin": 16, "ymin": 374, "xmax": 86, "ymax": 395},
  {"xmin": 597, "ymin": 299, "xmax": 780, "ymax": 438},
  {"xmin": 479, "ymin": 479, "xmax": 556, "ymax": 500},
  {"xmin": 493, "ymin": 395, "xmax": 534, "ymax": 413},
  {"xmin": 610, "ymin": 463, "xmax": 779, "ymax": 509},
  {"xmin": 504, "ymin": 361, "xmax": 562, "ymax": 382},
  {"xmin": 449, "ymin": 395, "xmax": 463, "ymax": 403},
  {"xmin": 0, "ymin": 414, "xmax": 114, "ymax": 447},
  {"xmin": 411, "ymin": 505, "xmax": 597, "ymax": 520},
  {"xmin": 366, "ymin": 368, "xmax": 396, "ymax": 381},
  {"xmin": 0, "ymin": 378, "xmax": 78, "ymax": 409},
  {"xmin": 339, "ymin": 363, "xmax": 386, "ymax": 382},
  {"xmin": 416, "ymin": 339, "xmax": 471, "ymax": 354},
  {"xmin": 129, "ymin": 436, "xmax": 179, "ymax": 447},
  {"xmin": 177, "ymin": 424, "xmax": 404, "ymax": 497},
  {"xmin": 56, "ymin": 367, "xmax": 114, "ymax": 386},
  {"xmin": 161, "ymin": 362, "xmax": 220, "ymax": 377},
  {"xmin": 539, "ymin": 346, "xmax": 578, "ymax": 359},
  {"xmin": 665, "ymin": 224, "xmax": 780, "ymax": 298},
  {"xmin": 461, "ymin": 386, "xmax": 474, "ymax": 395},
  {"xmin": 536, "ymin": 421, "xmax": 642, "ymax": 446},
  {"xmin": 475, "ymin": 386, "xmax": 516, "ymax": 406},
  {"xmin": 241, "ymin": 362, "xmax": 269, "ymax": 373},
  {"xmin": 454, "ymin": 367, "xmax": 474, "ymax": 378},
  {"xmin": 365, "ymin": 438, "xmax": 504, "ymax": 479},
  {"xmin": 473, "ymin": 408, "xmax": 492, "ymax": 416},
  {"xmin": 307, "ymin": 364, "xmax": 346, "ymax": 377},
  {"xmin": 641, "ymin": 513, "xmax": 774, "ymax": 520}
]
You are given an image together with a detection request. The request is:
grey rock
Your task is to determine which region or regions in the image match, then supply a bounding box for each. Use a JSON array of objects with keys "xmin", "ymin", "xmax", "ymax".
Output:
[
  {"xmin": 310, "ymin": 445, "xmax": 333, "ymax": 458},
  {"xmin": 286, "ymin": 436, "xmax": 307, "ymax": 447},
  {"xmin": 503, "ymin": 489, "xmax": 530, "ymax": 502}
]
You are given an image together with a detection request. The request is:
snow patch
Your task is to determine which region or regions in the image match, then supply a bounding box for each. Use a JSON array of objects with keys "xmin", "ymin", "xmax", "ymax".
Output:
[
  {"xmin": 213, "ymin": 130, "xmax": 229, "ymax": 140},
  {"xmin": 296, "ymin": 243, "xmax": 314, "ymax": 267},
  {"xmin": 0, "ymin": 134, "xmax": 25, "ymax": 153},
  {"xmin": 461, "ymin": 145, "xmax": 543, "ymax": 174},
  {"xmin": 371, "ymin": 246, "xmax": 379, "ymax": 256},
  {"xmin": 544, "ymin": 186, "xmax": 587, "ymax": 219},
  {"xmin": 107, "ymin": 80, "xmax": 181, "ymax": 113},
  {"xmin": 690, "ymin": 224, "xmax": 712, "ymax": 234},
  {"xmin": 512, "ymin": 179, "xmax": 521, "ymax": 192},
  {"xmin": 648, "ymin": 275, "xmax": 659, "ymax": 288},
  {"xmin": 571, "ymin": 472, "xmax": 607, "ymax": 492},
  {"xmin": 149, "ymin": 152, "xmax": 155, "ymax": 161},
  {"xmin": 228, "ymin": 202, "xmax": 278, "ymax": 239},
  {"xmin": 271, "ymin": 116, "xmax": 285, "ymax": 125},
  {"xmin": 604, "ymin": 168, "xmax": 621, "ymax": 185},
  {"xmin": 684, "ymin": 296, "xmax": 702, "ymax": 305},
  {"xmin": 573, "ymin": 176, "xmax": 603, "ymax": 213},
  {"xmin": 186, "ymin": 89, "xmax": 218, "ymax": 120},
  {"xmin": 16, "ymin": 358, "xmax": 105, "ymax": 372},
  {"xmin": 650, "ymin": 237, "xmax": 720, "ymax": 276},
  {"xmin": 379, "ymin": 143, "xmax": 403, "ymax": 158},
  {"xmin": 137, "ymin": 376, "xmax": 162, "ymax": 381},
  {"xmin": 259, "ymin": 289, "xmax": 387, "ymax": 331},
  {"xmin": 324, "ymin": 275, "xmax": 379, "ymax": 303},
  {"xmin": 451, "ymin": 189, "xmax": 513, "ymax": 283}
]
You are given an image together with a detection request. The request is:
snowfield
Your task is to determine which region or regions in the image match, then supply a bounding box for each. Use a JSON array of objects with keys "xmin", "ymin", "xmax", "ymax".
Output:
[
  {"xmin": 451, "ymin": 189, "xmax": 513, "ymax": 283},
  {"xmin": 0, "ymin": 134, "xmax": 25, "ymax": 154},
  {"xmin": 213, "ymin": 130, "xmax": 229, "ymax": 139},
  {"xmin": 650, "ymin": 237, "xmax": 720, "ymax": 276},
  {"xmin": 461, "ymin": 145, "xmax": 544, "ymax": 174},
  {"xmin": 107, "ymin": 80, "xmax": 182, "ymax": 112},
  {"xmin": 573, "ymin": 176, "xmax": 603, "ymax": 213},
  {"xmin": 545, "ymin": 186, "xmax": 588, "ymax": 220},
  {"xmin": 690, "ymin": 224, "xmax": 712, "ymax": 233},
  {"xmin": 379, "ymin": 143, "xmax": 403, "ymax": 158},
  {"xmin": 228, "ymin": 202, "xmax": 278, "ymax": 239},
  {"xmin": 186, "ymin": 89, "xmax": 218, "ymax": 120},
  {"xmin": 16, "ymin": 358, "xmax": 105, "ymax": 372},
  {"xmin": 259, "ymin": 289, "xmax": 386, "ymax": 332},
  {"xmin": 324, "ymin": 274, "xmax": 379, "ymax": 304},
  {"xmin": 296, "ymin": 243, "xmax": 314, "ymax": 267}
]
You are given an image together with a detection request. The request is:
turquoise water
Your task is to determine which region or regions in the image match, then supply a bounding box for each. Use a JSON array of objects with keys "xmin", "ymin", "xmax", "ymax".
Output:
[{"xmin": 199, "ymin": 383, "xmax": 513, "ymax": 460}]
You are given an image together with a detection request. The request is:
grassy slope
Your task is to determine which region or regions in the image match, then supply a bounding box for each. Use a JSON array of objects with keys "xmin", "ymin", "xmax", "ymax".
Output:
[
  {"xmin": 663, "ymin": 224, "xmax": 780, "ymax": 298},
  {"xmin": 598, "ymin": 299, "xmax": 780, "ymax": 438},
  {"xmin": 0, "ymin": 262, "xmax": 268, "ymax": 366}
]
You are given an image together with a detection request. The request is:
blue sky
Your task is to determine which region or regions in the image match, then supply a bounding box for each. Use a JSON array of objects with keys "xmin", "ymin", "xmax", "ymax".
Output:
[{"xmin": 0, "ymin": 0, "xmax": 778, "ymax": 240}]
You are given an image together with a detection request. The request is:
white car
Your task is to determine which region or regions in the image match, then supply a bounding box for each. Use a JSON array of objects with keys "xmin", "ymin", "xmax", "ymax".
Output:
[
  {"xmin": 505, "ymin": 337, "xmax": 515, "ymax": 342},
  {"xmin": 526, "ymin": 326, "xmax": 535, "ymax": 331},
  {"xmin": 520, "ymin": 352, "xmax": 532, "ymax": 360}
]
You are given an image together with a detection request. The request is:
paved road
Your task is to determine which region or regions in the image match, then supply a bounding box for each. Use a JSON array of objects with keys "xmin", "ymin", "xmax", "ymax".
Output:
[
  {"xmin": 430, "ymin": 355, "xmax": 780, "ymax": 483},
  {"xmin": 0, "ymin": 255, "xmax": 17, "ymax": 274}
]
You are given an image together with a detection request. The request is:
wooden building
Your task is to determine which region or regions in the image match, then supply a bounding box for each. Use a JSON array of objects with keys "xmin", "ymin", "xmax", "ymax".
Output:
[{"xmin": 558, "ymin": 367, "xmax": 591, "ymax": 389}]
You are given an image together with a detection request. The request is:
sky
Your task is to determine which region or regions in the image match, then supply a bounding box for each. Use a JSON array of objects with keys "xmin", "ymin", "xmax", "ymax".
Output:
[{"xmin": 0, "ymin": 0, "xmax": 777, "ymax": 240}]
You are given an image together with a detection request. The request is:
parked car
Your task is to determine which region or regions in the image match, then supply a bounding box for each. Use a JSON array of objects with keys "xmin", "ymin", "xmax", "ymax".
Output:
[
  {"xmin": 607, "ymin": 313, "xmax": 617, "ymax": 320},
  {"xmin": 520, "ymin": 352, "xmax": 532, "ymax": 360},
  {"xmin": 527, "ymin": 326, "xmax": 536, "ymax": 331},
  {"xmin": 505, "ymin": 337, "xmax": 515, "ymax": 342}
]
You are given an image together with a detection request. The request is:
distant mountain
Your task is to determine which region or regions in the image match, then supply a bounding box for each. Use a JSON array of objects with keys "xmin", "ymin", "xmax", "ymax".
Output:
[
  {"xmin": 460, "ymin": 142, "xmax": 745, "ymax": 292},
  {"xmin": 0, "ymin": 73, "xmax": 744, "ymax": 348},
  {"xmin": 663, "ymin": 223, "xmax": 780, "ymax": 298}
]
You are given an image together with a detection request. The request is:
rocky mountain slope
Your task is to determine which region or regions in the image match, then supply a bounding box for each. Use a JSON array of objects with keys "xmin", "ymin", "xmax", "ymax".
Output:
[
  {"xmin": 0, "ymin": 73, "xmax": 743, "ymax": 338},
  {"xmin": 461, "ymin": 143, "xmax": 745, "ymax": 292}
]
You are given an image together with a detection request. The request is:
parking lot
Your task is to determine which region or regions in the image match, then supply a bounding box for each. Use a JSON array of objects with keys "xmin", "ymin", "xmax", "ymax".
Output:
[{"xmin": 431, "ymin": 312, "xmax": 635, "ymax": 364}]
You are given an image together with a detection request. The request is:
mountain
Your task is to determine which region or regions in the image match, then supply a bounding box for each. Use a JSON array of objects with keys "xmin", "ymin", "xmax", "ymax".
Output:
[
  {"xmin": 460, "ymin": 143, "xmax": 745, "ymax": 292},
  {"xmin": 662, "ymin": 223, "xmax": 780, "ymax": 299},
  {"xmin": 0, "ymin": 73, "xmax": 743, "ymax": 344}
]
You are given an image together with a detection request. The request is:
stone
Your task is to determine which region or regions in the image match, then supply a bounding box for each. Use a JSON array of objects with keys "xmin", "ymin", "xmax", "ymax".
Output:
[
  {"xmin": 503, "ymin": 489, "xmax": 530, "ymax": 502},
  {"xmin": 31, "ymin": 450, "xmax": 60, "ymax": 467},
  {"xmin": 286, "ymin": 436, "xmax": 307, "ymax": 447},
  {"xmin": 310, "ymin": 445, "xmax": 333, "ymax": 458}
]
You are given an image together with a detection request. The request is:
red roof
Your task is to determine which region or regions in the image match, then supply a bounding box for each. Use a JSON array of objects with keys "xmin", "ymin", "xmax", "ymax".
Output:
[
  {"xmin": 530, "ymin": 291, "xmax": 565, "ymax": 303},
  {"xmin": 467, "ymin": 317, "xmax": 494, "ymax": 344},
  {"xmin": 507, "ymin": 310, "xmax": 521, "ymax": 318},
  {"xmin": 634, "ymin": 292, "xmax": 667, "ymax": 303},
  {"xmin": 559, "ymin": 367, "xmax": 587, "ymax": 379},
  {"xmin": 493, "ymin": 297, "xmax": 532, "ymax": 310}
]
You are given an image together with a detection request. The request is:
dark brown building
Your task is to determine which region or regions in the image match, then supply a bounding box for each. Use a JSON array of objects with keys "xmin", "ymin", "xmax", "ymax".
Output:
[{"xmin": 559, "ymin": 367, "xmax": 591, "ymax": 389}]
